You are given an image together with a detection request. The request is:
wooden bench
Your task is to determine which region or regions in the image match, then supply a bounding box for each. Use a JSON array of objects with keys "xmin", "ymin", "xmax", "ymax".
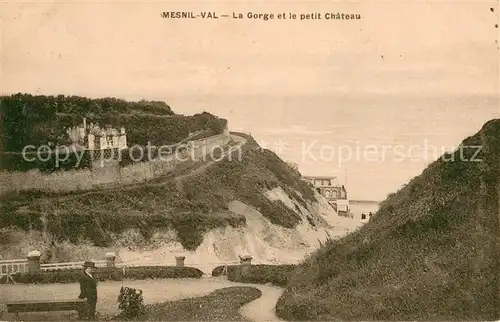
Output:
[{"xmin": 4, "ymin": 299, "xmax": 86, "ymax": 320}]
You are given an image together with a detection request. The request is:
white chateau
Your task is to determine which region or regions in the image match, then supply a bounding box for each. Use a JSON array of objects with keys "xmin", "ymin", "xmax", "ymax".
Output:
[{"xmin": 66, "ymin": 118, "xmax": 127, "ymax": 152}]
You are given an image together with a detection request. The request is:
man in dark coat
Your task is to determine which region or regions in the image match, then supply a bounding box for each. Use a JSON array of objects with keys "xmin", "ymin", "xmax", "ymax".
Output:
[{"xmin": 78, "ymin": 261, "xmax": 98, "ymax": 320}]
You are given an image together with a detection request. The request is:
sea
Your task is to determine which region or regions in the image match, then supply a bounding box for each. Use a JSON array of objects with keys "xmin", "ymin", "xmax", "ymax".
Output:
[
  {"xmin": 170, "ymin": 94, "xmax": 499, "ymax": 201},
  {"xmin": 350, "ymin": 200, "xmax": 380, "ymax": 219}
]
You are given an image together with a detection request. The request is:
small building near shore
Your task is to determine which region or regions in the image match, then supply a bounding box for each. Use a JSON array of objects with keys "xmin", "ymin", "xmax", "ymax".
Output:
[
  {"xmin": 301, "ymin": 175, "xmax": 347, "ymax": 201},
  {"xmin": 302, "ymin": 175, "xmax": 349, "ymax": 215}
]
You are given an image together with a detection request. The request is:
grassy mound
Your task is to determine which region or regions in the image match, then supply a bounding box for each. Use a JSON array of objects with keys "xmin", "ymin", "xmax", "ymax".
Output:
[
  {"xmin": 142, "ymin": 286, "xmax": 262, "ymax": 321},
  {"xmin": 276, "ymin": 119, "xmax": 500, "ymax": 321},
  {"xmin": 0, "ymin": 133, "xmax": 316, "ymax": 252}
]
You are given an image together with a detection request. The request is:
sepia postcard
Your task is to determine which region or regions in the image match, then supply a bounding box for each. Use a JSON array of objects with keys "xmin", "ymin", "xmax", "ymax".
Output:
[{"xmin": 0, "ymin": 0, "xmax": 498, "ymax": 321}]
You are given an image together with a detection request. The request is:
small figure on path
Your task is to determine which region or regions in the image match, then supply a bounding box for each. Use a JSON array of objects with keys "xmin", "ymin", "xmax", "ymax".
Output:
[
  {"xmin": 369, "ymin": 212, "xmax": 373, "ymax": 219},
  {"xmin": 361, "ymin": 213, "xmax": 366, "ymax": 220},
  {"xmin": 79, "ymin": 261, "xmax": 98, "ymax": 320}
]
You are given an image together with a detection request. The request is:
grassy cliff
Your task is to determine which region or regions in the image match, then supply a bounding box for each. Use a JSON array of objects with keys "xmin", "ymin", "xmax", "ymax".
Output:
[
  {"xmin": 276, "ymin": 119, "xmax": 500, "ymax": 320},
  {"xmin": 0, "ymin": 133, "xmax": 316, "ymax": 252}
]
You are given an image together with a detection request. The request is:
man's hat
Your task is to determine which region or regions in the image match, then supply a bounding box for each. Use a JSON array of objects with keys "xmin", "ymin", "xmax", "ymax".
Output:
[{"xmin": 83, "ymin": 261, "xmax": 96, "ymax": 268}]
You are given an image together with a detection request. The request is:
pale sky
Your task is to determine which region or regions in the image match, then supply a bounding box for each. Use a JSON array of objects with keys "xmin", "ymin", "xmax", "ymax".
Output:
[{"xmin": 2, "ymin": 0, "xmax": 499, "ymax": 200}]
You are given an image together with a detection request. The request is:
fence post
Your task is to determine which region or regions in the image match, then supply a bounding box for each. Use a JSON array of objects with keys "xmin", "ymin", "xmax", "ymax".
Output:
[
  {"xmin": 239, "ymin": 255, "xmax": 252, "ymax": 275},
  {"xmin": 239, "ymin": 255, "xmax": 252, "ymax": 265},
  {"xmin": 27, "ymin": 250, "xmax": 41, "ymax": 273},
  {"xmin": 221, "ymin": 264, "xmax": 228, "ymax": 276},
  {"xmin": 175, "ymin": 256, "xmax": 185, "ymax": 267},
  {"xmin": 105, "ymin": 252, "xmax": 116, "ymax": 268}
]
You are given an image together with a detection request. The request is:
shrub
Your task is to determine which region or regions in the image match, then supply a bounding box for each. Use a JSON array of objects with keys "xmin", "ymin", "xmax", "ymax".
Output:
[
  {"xmin": 222, "ymin": 264, "xmax": 297, "ymax": 287},
  {"xmin": 118, "ymin": 286, "xmax": 146, "ymax": 319},
  {"xmin": 8, "ymin": 267, "xmax": 122, "ymax": 284},
  {"xmin": 0, "ymin": 150, "xmax": 92, "ymax": 172},
  {"xmin": 3, "ymin": 266, "xmax": 203, "ymax": 284},
  {"xmin": 124, "ymin": 266, "xmax": 204, "ymax": 279}
]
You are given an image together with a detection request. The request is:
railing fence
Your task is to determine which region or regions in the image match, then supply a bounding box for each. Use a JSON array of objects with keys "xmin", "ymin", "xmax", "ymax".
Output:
[{"xmin": 0, "ymin": 258, "xmax": 251, "ymax": 278}]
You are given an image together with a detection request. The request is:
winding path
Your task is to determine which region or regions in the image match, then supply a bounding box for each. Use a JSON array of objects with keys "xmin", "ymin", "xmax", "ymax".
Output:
[
  {"xmin": 0, "ymin": 276, "xmax": 284, "ymax": 321},
  {"xmin": 238, "ymin": 283, "xmax": 285, "ymax": 322},
  {"xmin": 207, "ymin": 276, "xmax": 285, "ymax": 321}
]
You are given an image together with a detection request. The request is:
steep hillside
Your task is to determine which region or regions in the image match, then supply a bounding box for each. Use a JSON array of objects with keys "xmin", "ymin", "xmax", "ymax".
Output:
[
  {"xmin": 0, "ymin": 133, "xmax": 362, "ymax": 268},
  {"xmin": 276, "ymin": 120, "xmax": 500, "ymax": 320}
]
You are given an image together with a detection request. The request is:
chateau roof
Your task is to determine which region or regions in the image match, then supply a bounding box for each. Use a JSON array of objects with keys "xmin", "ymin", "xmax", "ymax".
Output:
[
  {"xmin": 87, "ymin": 125, "xmax": 121, "ymax": 136},
  {"xmin": 106, "ymin": 128, "xmax": 118, "ymax": 136},
  {"xmin": 302, "ymin": 175, "xmax": 339, "ymax": 180},
  {"xmin": 302, "ymin": 175, "xmax": 342, "ymax": 187}
]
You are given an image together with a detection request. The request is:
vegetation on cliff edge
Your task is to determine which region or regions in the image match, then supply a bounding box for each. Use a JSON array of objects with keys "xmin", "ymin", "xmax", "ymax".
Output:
[
  {"xmin": 0, "ymin": 133, "xmax": 317, "ymax": 252},
  {"xmin": 0, "ymin": 93, "xmax": 227, "ymax": 154}
]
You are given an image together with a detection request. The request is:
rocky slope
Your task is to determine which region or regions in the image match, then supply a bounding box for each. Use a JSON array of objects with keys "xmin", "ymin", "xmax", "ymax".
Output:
[{"xmin": 276, "ymin": 119, "xmax": 500, "ymax": 320}]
